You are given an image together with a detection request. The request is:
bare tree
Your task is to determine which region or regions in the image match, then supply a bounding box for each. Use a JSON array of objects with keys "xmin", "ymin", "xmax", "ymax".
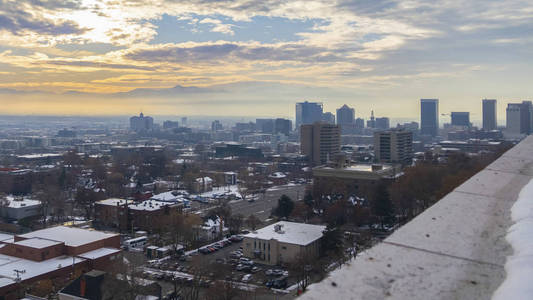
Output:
[{"xmin": 245, "ymin": 214, "xmax": 262, "ymax": 231}]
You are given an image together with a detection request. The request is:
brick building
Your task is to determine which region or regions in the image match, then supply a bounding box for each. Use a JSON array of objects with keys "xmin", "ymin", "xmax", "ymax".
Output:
[
  {"xmin": 0, "ymin": 226, "xmax": 120, "ymax": 297},
  {"xmin": 94, "ymin": 198, "xmax": 183, "ymax": 232}
]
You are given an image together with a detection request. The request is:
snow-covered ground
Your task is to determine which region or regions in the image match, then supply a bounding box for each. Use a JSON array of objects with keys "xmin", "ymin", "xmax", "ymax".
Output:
[{"xmin": 493, "ymin": 178, "xmax": 533, "ymax": 300}]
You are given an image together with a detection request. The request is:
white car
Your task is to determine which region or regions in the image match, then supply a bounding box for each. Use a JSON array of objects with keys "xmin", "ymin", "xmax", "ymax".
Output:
[{"xmin": 242, "ymin": 274, "xmax": 252, "ymax": 283}]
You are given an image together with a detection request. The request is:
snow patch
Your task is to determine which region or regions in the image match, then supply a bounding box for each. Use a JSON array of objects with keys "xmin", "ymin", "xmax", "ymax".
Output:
[{"xmin": 493, "ymin": 178, "xmax": 533, "ymax": 300}]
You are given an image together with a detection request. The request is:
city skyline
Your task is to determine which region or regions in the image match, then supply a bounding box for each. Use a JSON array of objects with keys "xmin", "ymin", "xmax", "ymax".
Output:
[{"xmin": 0, "ymin": 0, "xmax": 532, "ymax": 117}]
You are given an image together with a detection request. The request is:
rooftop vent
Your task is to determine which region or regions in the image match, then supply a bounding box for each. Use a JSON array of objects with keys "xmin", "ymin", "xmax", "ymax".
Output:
[{"xmin": 371, "ymin": 164, "xmax": 383, "ymax": 171}]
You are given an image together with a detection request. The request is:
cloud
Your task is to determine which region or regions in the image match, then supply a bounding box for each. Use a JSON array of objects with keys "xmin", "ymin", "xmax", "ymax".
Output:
[
  {"xmin": 0, "ymin": 9, "xmax": 87, "ymax": 36},
  {"xmin": 44, "ymin": 60, "xmax": 156, "ymax": 71},
  {"xmin": 124, "ymin": 41, "xmax": 344, "ymax": 64},
  {"xmin": 198, "ymin": 18, "xmax": 235, "ymax": 35}
]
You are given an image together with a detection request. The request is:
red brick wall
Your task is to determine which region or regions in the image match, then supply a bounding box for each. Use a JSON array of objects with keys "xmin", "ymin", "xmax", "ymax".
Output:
[
  {"xmin": 0, "ymin": 242, "xmax": 65, "ymax": 261},
  {"xmin": 66, "ymin": 235, "xmax": 119, "ymax": 256}
]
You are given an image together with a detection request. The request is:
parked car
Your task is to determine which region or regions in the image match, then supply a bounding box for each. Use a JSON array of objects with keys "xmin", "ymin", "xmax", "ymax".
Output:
[
  {"xmin": 230, "ymin": 235, "xmax": 244, "ymax": 242},
  {"xmin": 242, "ymin": 274, "xmax": 252, "ymax": 283},
  {"xmin": 236, "ymin": 264, "xmax": 252, "ymax": 272},
  {"xmin": 251, "ymin": 266, "xmax": 261, "ymax": 273},
  {"xmin": 239, "ymin": 257, "xmax": 251, "ymax": 263},
  {"xmin": 272, "ymin": 276, "xmax": 288, "ymax": 289}
]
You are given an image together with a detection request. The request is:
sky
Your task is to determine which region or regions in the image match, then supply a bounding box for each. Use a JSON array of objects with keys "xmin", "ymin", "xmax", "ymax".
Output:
[{"xmin": 0, "ymin": 0, "xmax": 532, "ymax": 121}]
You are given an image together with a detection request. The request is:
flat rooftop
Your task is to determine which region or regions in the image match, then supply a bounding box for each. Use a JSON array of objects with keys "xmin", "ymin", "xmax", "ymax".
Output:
[
  {"xmin": 343, "ymin": 164, "xmax": 393, "ymax": 172},
  {"xmin": 0, "ymin": 233, "xmax": 13, "ymax": 242},
  {"xmin": 3, "ymin": 197, "xmax": 41, "ymax": 208},
  {"xmin": 245, "ymin": 221, "xmax": 326, "ymax": 246},
  {"xmin": 18, "ymin": 226, "xmax": 117, "ymax": 247},
  {"xmin": 0, "ymin": 254, "xmax": 86, "ymax": 288},
  {"xmin": 97, "ymin": 198, "xmax": 132, "ymax": 206},
  {"xmin": 14, "ymin": 238, "xmax": 62, "ymax": 249}
]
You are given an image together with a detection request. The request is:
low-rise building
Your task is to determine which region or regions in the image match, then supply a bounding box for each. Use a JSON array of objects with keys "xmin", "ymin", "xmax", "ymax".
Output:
[
  {"xmin": 94, "ymin": 198, "xmax": 183, "ymax": 232},
  {"xmin": 312, "ymin": 163, "xmax": 400, "ymax": 199},
  {"xmin": 243, "ymin": 221, "xmax": 326, "ymax": 266},
  {"xmin": 0, "ymin": 226, "xmax": 120, "ymax": 297},
  {"xmin": 0, "ymin": 195, "xmax": 41, "ymax": 220}
]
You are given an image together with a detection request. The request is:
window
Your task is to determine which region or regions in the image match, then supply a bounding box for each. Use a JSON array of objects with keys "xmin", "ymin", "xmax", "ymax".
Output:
[
  {"xmin": 254, "ymin": 241, "xmax": 256, "ymax": 248},
  {"xmin": 282, "ymin": 246, "xmax": 287, "ymax": 250}
]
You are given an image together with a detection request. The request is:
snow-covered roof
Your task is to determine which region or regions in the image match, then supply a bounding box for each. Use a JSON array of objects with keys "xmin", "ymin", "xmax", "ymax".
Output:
[
  {"xmin": 3, "ymin": 196, "xmax": 41, "ymax": 208},
  {"xmin": 77, "ymin": 247, "xmax": 120, "ymax": 260},
  {"xmin": 97, "ymin": 198, "xmax": 132, "ymax": 206},
  {"xmin": 129, "ymin": 200, "xmax": 173, "ymax": 211},
  {"xmin": 245, "ymin": 221, "xmax": 326, "ymax": 246},
  {"xmin": 151, "ymin": 191, "xmax": 181, "ymax": 202},
  {"xmin": 0, "ymin": 233, "xmax": 13, "ymax": 242},
  {"xmin": 196, "ymin": 176, "xmax": 213, "ymax": 183},
  {"xmin": 0, "ymin": 254, "xmax": 86, "ymax": 288},
  {"xmin": 18, "ymin": 226, "xmax": 117, "ymax": 247},
  {"xmin": 14, "ymin": 238, "xmax": 62, "ymax": 249}
]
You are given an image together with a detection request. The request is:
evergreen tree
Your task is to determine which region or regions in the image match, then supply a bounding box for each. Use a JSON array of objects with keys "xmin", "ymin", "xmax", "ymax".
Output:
[
  {"xmin": 274, "ymin": 194, "xmax": 294, "ymax": 218},
  {"xmin": 321, "ymin": 225, "xmax": 343, "ymax": 257}
]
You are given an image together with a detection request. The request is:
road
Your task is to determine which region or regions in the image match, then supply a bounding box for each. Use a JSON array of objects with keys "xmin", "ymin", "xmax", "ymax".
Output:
[{"xmin": 228, "ymin": 184, "xmax": 307, "ymax": 221}]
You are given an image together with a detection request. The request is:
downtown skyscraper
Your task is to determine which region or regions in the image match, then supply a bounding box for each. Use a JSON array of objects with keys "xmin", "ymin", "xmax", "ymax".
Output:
[
  {"xmin": 482, "ymin": 99, "xmax": 497, "ymax": 130},
  {"xmin": 295, "ymin": 101, "xmax": 323, "ymax": 129},
  {"xmin": 420, "ymin": 99, "xmax": 439, "ymax": 137}
]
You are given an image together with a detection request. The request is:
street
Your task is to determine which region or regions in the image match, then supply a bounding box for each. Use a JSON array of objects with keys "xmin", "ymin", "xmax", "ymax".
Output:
[
  {"xmin": 228, "ymin": 184, "xmax": 308, "ymax": 221},
  {"xmin": 191, "ymin": 184, "xmax": 308, "ymax": 221}
]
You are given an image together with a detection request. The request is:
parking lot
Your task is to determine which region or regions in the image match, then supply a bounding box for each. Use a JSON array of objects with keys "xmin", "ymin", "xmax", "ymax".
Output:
[{"xmin": 142, "ymin": 236, "xmax": 294, "ymax": 297}]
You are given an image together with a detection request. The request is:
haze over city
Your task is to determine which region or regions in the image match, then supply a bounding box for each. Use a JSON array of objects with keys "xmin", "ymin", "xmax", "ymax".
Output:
[
  {"xmin": 1, "ymin": 1, "xmax": 533, "ymax": 299},
  {"xmin": 1, "ymin": 0, "xmax": 532, "ymax": 118}
]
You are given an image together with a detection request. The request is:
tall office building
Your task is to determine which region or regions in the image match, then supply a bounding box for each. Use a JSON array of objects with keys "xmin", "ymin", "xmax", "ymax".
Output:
[
  {"xmin": 274, "ymin": 118, "xmax": 292, "ymax": 136},
  {"xmin": 506, "ymin": 101, "xmax": 533, "ymax": 135},
  {"xmin": 322, "ymin": 112, "xmax": 336, "ymax": 124},
  {"xmin": 130, "ymin": 113, "xmax": 154, "ymax": 132},
  {"xmin": 256, "ymin": 118, "xmax": 275, "ymax": 133},
  {"xmin": 300, "ymin": 122, "xmax": 341, "ymax": 165},
  {"xmin": 375, "ymin": 117, "xmax": 390, "ymax": 130},
  {"xmin": 420, "ymin": 99, "xmax": 439, "ymax": 137},
  {"xmin": 295, "ymin": 101, "xmax": 324, "ymax": 129},
  {"xmin": 355, "ymin": 118, "xmax": 365, "ymax": 129},
  {"xmin": 451, "ymin": 112, "xmax": 470, "ymax": 127},
  {"xmin": 482, "ymin": 99, "xmax": 497, "ymax": 131},
  {"xmin": 336, "ymin": 105, "xmax": 355, "ymax": 125},
  {"xmin": 374, "ymin": 129, "xmax": 413, "ymax": 165},
  {"xmin": 211, "ymin": 120, "xmax": 223, "ymax": 131}
]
